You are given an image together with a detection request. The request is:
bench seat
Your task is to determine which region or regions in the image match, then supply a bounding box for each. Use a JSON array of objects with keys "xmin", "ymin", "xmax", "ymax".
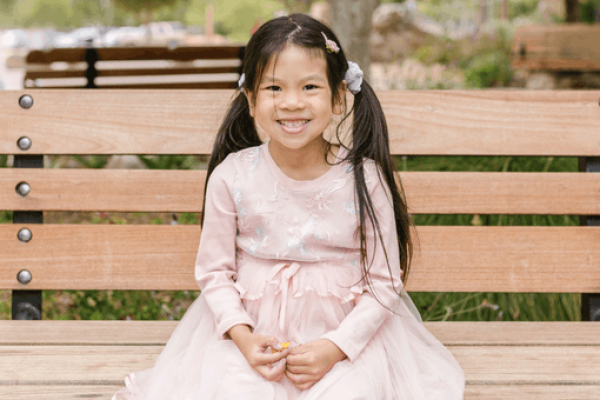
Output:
[{"xmin": 0, "ymin": 321, "xmax": 598, "ymax": 399}]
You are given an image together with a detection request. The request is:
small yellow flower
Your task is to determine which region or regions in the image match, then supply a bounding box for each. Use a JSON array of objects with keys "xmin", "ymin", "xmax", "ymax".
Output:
[{"xmin": 270, "ymin": 341, "xmax": 290, "ymax": 353}]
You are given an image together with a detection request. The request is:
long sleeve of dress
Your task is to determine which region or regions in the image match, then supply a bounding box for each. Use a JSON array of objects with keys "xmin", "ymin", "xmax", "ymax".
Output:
[
  {"xmin": 194, "ymin": 160, "xmax": 256, "ymax": 340},
  {"xmin": 320, "ymin": 167, "xmax": 403, "ymax": 363}
]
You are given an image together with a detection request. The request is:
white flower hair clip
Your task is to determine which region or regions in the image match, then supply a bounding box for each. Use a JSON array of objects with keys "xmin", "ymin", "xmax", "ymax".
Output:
[
  {"xmin": 321, "ymin": 32, "xmax": 339, "ymax": 54},
  {"xmin": 238, "ymin": 73, "xmax": 245, "ymax": 93},
  {"xmin": 345, "ymin": 61, "xmax": 363, "ymax": 95}
]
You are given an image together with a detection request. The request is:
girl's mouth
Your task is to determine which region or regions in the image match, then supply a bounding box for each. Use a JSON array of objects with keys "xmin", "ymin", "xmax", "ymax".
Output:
[{"xmin": 277, "ymin": 119, "xmax": 310, "ymax": 134}]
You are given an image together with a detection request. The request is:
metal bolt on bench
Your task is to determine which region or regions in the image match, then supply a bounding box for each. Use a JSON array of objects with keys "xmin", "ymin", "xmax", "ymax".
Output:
[{"xmin": 12, "ymin": 93, "xmax": 43, "ymax": 320}]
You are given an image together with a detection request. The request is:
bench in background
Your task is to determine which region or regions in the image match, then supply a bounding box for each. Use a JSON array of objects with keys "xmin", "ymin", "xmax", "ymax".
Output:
[
  {"xmin": 0, "ymin": 89, "xmax": 599, "ymax": 399},
  {"xmin": 511, "ymin": 24, "xmax": 600, "ymax": 89},
  {"xmin": 23, "ymin": 44, "xmax": 245, "ymax": 89}
]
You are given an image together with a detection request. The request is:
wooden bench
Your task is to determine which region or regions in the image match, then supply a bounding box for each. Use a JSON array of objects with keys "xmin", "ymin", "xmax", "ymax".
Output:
[
  {"xmin": 511, "ymin": 24, "xmax": 600, "ymax": 88},
  {"xmin": 1, "ymin": 89, "xmax": 599, "ymax": 399},
  {"xmin": 23, "ymin": 44, "xmax": 245, "ymax": 89}
]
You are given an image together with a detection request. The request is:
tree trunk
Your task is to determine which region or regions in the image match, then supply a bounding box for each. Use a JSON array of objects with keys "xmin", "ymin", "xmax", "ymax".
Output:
[
  {"xmin": 500, "ymin": 0, "xmax": 508, "ymax": 21},
  {"xmin": 327, "ymin": 0, "xmax": 380, "ymax": 82},
  {"xmin": 565, "ymin": 0, "xmax": 580, "ymax": 22}
]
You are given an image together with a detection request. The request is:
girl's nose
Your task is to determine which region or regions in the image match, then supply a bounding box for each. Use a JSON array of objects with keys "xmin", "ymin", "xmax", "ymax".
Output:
[{"xmin": 279, "ymin": 90, "xmax": 304, "ymax": 110}]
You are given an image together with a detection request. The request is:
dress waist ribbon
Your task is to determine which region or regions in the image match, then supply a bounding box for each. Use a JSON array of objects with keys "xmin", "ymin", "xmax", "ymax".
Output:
[{"xmin": 265, "ymin": 262, "xmax": 301, "ymax": 333}]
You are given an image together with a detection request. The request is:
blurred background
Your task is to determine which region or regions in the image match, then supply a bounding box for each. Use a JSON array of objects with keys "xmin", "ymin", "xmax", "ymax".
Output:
[
  {"xmin": 2, "ymin": 0, "xmax": 597, "ymax": 90},
  {"xmin": 1, "ymin": 0, "xmax": 596, "ymax": 323}
]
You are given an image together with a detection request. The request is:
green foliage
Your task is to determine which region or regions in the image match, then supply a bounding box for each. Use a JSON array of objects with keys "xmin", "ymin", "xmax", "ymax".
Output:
[
  {"xmin": 71, "ymin": 0, "xmax": 104, "ymax": 26},
  {"xmin": 413, "ymin": 37, "xmax": 462, "ymax": 67},
  {"xmin": 110, "ymin": 0, "xmax": 179, "ymax": 14},
  {"xmin": 0, "ymin": 210, "xmax": 12, "ymax": 224},
  {"xmin": 137, "ymin": 155, "xmax": 200, "ymax": 170},
  {"xmin": 580, "ymin": 0, "xmax": 600, "ymax": 23},
  {"xmin": 464, "ymin": 51, "xmax": 513, "ymax": 88},
  {"xmin": 413, "ymin": 292, "xmax": 580, "ymax": 322},
  {"xmin": 183, "ymin": 0, "xmax": 281, "ymax": 43},
  {"xmin": 178, "ymin": 212, "xmax": 199, "ymax": 224},
  {"xmin": 14, "ymin": 0, "xmax": 73, "ymax": 28},
  {"xmin": 71, "ymin": 155, "xmax": 109, "ymax": 169},
  {"xmin": 43, "ymin": 289, "xmax": 200, "ymax": 321},
  {"xmin": 508, "ymin": 0, "xmax": 540, "ymax": 20}
]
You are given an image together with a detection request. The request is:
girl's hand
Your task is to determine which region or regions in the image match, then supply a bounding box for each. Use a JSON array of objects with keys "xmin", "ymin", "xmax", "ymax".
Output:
[
  {"xmin": 230, "ymin": 327, "xmax": 291, "ymax": 383},
  {"xmin": 285, "ymin": 339, "xmax": 348, "ymax": 391}
]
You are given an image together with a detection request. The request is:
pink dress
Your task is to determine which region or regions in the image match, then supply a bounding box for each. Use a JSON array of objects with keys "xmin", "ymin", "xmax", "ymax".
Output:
[{"xmin": 112, "ymin": 142, "xmax": 465, "ymax": 400}]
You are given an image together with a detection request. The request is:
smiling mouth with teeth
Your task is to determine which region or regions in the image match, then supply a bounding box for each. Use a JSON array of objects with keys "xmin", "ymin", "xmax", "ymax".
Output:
[{"xmin": 278, "ymin": 120, "xmax": 310, "ymax": 127}]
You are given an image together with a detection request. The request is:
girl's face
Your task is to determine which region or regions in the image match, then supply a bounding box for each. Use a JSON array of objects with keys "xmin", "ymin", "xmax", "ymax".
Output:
[{"xmin": 245, "ymin": 44, "xmax": 344, "ymax": 155}]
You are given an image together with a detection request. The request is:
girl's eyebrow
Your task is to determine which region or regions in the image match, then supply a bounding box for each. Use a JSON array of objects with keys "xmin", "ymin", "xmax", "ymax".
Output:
[{"xmin": 261, "ymin": 74, "xmax": 326, "ymax": 83}]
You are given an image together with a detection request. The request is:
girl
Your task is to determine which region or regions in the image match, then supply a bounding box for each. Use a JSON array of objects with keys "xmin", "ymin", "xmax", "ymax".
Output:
[{"xmin": 113, "ymin": 13, "xmax": 465, "ymax": 400}]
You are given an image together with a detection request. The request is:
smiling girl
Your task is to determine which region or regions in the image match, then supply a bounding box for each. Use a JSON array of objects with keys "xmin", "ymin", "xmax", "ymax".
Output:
[{"xmin": 112, "ymin": 14, "xmax": 465, "ymax": 400}]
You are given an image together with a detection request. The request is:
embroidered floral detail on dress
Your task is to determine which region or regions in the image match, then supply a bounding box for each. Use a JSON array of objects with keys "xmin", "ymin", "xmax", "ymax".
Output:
[
  {"xmin": 286, "ymin": 216, "xmax": 317, "ymax": 255},
  {"xmin": 247, "ymin": 226, "xmax": 267, "ymax": 254},
  {"xmin": 305, "ymin": 179, "xmax": 346, "ymax": 214},
  {"xmin": 343, "ymin": 200, "xmax": 358, "ymax": 215},
  {"xmin": 233, "ymin": 188, "xmax": 246, "ymax": 217},
  {"xmin": 242, "ymin": 147, "xmax": 261, "ymax": 171}
]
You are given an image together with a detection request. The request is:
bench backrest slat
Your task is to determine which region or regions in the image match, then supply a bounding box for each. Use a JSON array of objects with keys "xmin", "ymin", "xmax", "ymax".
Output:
[
  {"xmin": 2, "ymin": 169, "xmax": 600, "ymax": 215},
  {"xmin": 1, "ymin": 224, "xmax": 598, "ymax": 292},
  {"xmin": 26, "ymin": 66, "xmax": 241, "ymax": 80},
  {"xmin": 512, "ymin": 24, "xmax": 600, "ymax": 70},
  {"xmin": 3, "ymin": 90, "xmax": 600, "ymax": 155},
  {"xmin": 25, "ymin": 46, "xmax": 245, "ymax": 64}
]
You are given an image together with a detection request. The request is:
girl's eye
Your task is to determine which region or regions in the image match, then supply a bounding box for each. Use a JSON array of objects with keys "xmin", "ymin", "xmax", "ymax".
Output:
[
  {"xmin": 266, "ymin": 86, "xmax": 281, "ymax": 91},
  {"xmin": 304, "ymin": 85, "xmax": 317, "ymax": 90}
]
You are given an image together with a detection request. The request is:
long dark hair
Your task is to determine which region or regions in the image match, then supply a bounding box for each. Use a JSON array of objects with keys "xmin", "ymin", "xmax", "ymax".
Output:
[{"xmin": 203, "ymin": 13, "xmax": 415, "ymax": 315}]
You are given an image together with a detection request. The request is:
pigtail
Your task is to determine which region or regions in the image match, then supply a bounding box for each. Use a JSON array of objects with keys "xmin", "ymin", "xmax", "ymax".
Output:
[
  {"xmin": 345, "ymin": 78, "xmax": 415, "ymax": 309},
  {"xmin": 201, "ymin": 92, "xmax": 261, "ymax": 227}
]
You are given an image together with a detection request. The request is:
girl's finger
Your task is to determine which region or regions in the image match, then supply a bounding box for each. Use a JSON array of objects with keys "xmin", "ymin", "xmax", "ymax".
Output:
[
  {"xmin": 284, "ymin": 351, "xmax": 307, "ymax": 366},
  {"xmin": 285, "ymin": 363, "xmax": 311, "ymax": 375},
  {"xmin": 286, "ymin": 370, "xmax": 312, "ymax": 385},
  {"xmin": 254, "ymin": 348, "xmax": 288, "ymax": 365},
  {"xmin": 257, "ymin": 359, "xmax": 286, "ymax": 381}
]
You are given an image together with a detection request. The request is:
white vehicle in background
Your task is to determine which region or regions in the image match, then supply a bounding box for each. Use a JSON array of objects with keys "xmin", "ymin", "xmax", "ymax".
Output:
[
  {"xmin": 103, "ymin": 26, "xmax": 149, "ymax": 47},
  {"xmin": 53, "ymin": 32, "xmax": 77, "ymax": 48},
  {"xmin": 28, "ymin": 29, "xmax": 57, "ymax": 50},
  {"xmin": 1, "ymin": 29, "xmax": 29, "ymax": 49},
  {"xmin": 144, "ymin": 21, "xmax": 187, "ymax": 48},
  {"xmin": 53, "ymin": 26, "xmax": 102, "ymax": 48},
  {"xmin": 1, "ymin": 29, "xmax": 29, "ymax": 63}
]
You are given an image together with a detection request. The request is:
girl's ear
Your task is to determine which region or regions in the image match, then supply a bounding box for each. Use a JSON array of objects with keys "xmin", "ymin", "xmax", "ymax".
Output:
[
  {"xmin": 333, "ymin": 81, "xmax": 347, "ymax": 116},
  {"xmin": 244, "ymin": 90, "xmax": 254, "ymax": 118}
]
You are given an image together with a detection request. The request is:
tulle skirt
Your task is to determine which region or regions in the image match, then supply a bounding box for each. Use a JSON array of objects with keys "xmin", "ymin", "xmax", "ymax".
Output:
[{"xmin": 112, "ymin": 258, "xmax": 465, "ymax": 400}]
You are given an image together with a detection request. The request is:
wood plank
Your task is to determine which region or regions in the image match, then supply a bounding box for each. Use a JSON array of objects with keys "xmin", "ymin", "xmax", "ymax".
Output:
[
  {"xmin": 0, "ymin": 224, "xmax": 201, "ymax": 291},
  {"xmin": 0, "ymin": 344, "xmax": 597, "ymax": 384},
  {"xmin": 24, "ymin": 65, "xmax": 240, "ymax": 80},
  {"xmin": 0, "ymin": 385, "xmax": 598, "ymax": 400},
  {"xmin": 0, "ymin": 386, "xmax": 127, "ymax": 400},
  {"xmin": 511, "ymin": 24, "xmax": 600, "ymax": 70},
  {"xmin": 1, "ymin": 321, "xmax": 598, "ymax": 347},
  {"xmin": 453, "ymin": 345, "xmax": 600, "ymax": 383},
  {"xmin": 26, "ymin": 45, "xmax": 245, "ymax": 63},
  {"xmin": 408, "ymin": 226, "xmax": 600, "ymax": 293},
  {"xmin": 512, "ymin": 59, "xmax": 600, "ymax": 71},
  {"xmin": 2, "ymin": 90, "xmax": 600, "ymax": 156},
  {"xmin": 401, "ymin": 171, "xmax": 600, "ymax": 215},
  {"xmin": 3, "ymin": 170, "xmax": 600, "ymax": 214},
  {"xmin": 0, "ymin": 169, "xmax": 206, "ymax": 212},
  {"xmin": 0, "ymin": 225, "xmax": 598, "ymax": 292},
  {"xmin": 465, "ymin": 385, "xmax": 600, "ymax": 399},
  {"xmin": 378, "ymin": 90, "xmax": 600, "ymax": 156}
]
